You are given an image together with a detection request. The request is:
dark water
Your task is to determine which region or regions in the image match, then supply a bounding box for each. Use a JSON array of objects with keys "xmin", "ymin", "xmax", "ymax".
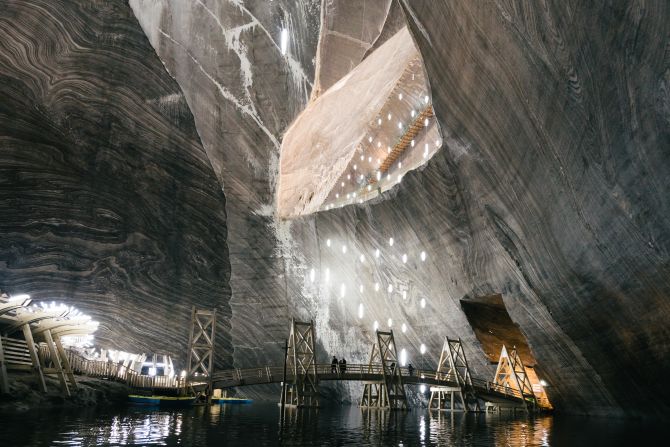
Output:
[{"xmin": 0, "ymin": 403, "xmax": 662, "ymax": 446}]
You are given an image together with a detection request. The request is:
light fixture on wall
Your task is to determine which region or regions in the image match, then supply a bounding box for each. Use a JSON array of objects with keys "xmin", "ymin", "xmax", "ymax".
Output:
[{"xmin": 280, "ymin": 28, "xmax": 288, "ymax": 55}]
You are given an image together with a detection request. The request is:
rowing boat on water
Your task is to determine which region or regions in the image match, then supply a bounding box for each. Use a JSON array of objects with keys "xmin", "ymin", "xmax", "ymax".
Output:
[
  {"xmin": 211, "ymin": 397, "xmax": 253, "ymax": 404},
  {"xmin": 128, "ymin": 394, "xmax": 196, "ymax": 407}
]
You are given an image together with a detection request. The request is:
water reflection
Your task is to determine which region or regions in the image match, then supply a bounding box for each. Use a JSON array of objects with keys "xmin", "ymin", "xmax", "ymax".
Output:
[{"xmin": 0, "ymin": 404, "xmax": 663, "ymax": 446}]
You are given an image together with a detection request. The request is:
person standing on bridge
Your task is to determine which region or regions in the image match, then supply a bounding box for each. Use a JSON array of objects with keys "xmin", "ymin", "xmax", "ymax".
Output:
[
  {"xmin": 331, "ymin": 356, "xmax": 339, "ymax": 373},
  {"xmin": 408, "ymin": 363, "xmax": 414, "ymax": 377},
  {"xmin": 339, "ymin": 358, "xmax": 347, "ymax": 374}
]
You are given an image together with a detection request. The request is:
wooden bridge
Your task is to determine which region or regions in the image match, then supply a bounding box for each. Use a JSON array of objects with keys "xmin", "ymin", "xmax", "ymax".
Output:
[
  {"xmin": 211, "ymin": 363, "xmax": 527, "ymax": 404},
  {"xmin": 197, "ymin": 316, "xmax": 550, "ymax": 412},
  {"xmin": 1, "ymin": 299, "xmax": 550, "ymax": 412}
]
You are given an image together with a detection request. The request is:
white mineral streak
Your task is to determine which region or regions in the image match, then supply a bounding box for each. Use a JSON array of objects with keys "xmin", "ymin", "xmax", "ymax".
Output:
[
  {"xmin": 157, "ymin": 28, "xmax": 275, "ymax": 172},
  {"xmin": 278, "ymin": 27, "xmax": 417, "ymax": 218}
]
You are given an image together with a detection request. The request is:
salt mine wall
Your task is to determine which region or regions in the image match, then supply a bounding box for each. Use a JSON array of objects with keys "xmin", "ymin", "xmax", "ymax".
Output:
[
  {"xmin": 0, "ymin": 0, "xmax": 232, "ymax": 360},
  {"xmin": 1, "ymin": 0, "xmax": 669, "ymax": 419}
]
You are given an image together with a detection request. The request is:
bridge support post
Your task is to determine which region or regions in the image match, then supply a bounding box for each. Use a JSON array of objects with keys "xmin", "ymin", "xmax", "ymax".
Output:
[
  {"xmin": 281, "ymin": 319, "xmax": 319, "ymax": 408},
  {"xmin": 360, "ymin": 330, "xmax": 408, "ymax": 410},
  {"xmin": 0, "ymin": 333, "xmax": 9, "ymax": 394},
  {"xmin": 429, "ymin": 337, "xmax": 479, "ymax": 412},
  {"xmin": 491, "ymin": 345, "xmax": 536, "ymax": 412},
  {"xmin": 53, "ymin": 334, "xmax": 78, "ymax": 391},
  {"xmin": 22, "ymin": 324, "xmax": 47, "ymax": 393},
  {"xmin": 186, "ymin": 307, "xmax": 216, "ymax": 397},
  {"xmin": 43, "ymin": 329, "xmax": 70, "ymax": 396}
]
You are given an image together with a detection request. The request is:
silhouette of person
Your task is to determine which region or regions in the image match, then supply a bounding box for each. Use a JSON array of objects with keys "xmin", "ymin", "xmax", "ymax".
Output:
[
  {"xmin": 331, "ymin": 356, "xmax": 338, "ymax": 373},
  {"xmin": 339, "ymin": 358, "xmax": 347, "ymax": 374},
  {"xmin": 408, "ymin": 363, "xmax": 414, "ymax": 376},
  {"xmin": 390, "ymin": 362, "xmax": 396, "ymax": 374}
]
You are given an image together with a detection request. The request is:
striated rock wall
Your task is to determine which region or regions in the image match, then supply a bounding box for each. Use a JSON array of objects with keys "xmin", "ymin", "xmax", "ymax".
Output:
[
  {"xmin": 0, "ymin": 0, "xmax": 232, "ymax": 360},
  {"xmin": 1, "ymin": 0, "xmax": 668, "ymax": 418},
  {"xmin": 392, "ymin": 0, "xmax": 670, "ymax": 416},
  {"xmin": 128, "ymin": 0, "xmax": 321, "ymax": 381}
]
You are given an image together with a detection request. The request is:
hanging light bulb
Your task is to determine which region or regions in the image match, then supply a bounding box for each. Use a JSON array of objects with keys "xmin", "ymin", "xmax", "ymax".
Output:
[
  {"xmin": 401, "ymin": 323, "xmax": 407, "ymax": 333},
  {"xmin": 420, "ymin": 298, "xmax": 426, "ymax": 308},
  {"xmin": 375, "ymin": 248, "xmax": 380, "ymax": 258},
  {"xmin": 310, "ymin": 269, "xmax": 315, "ymax": 283},
  {"xmin": 398, "ymin": 93, "xmax": 403, "ymax": 100},
  {"xmin": 389, "ymin": 237, "xmax": 394, "ymax": 246},
  {"xmin": 358, "ymin": 303, "xmax": 364, "ymax": 319},
  {"xmin": 326, "ymin": 239, "xmax": 331, "ymax": 247},
  {"xmin": 359, "ymin": 254, "xmax": 365, "ymax": 263},
  {"xmin": 402, "ymin": 254, "xmax": 408, "ymax": 263},
  {"xmin": 420, "ymin": 343, "xmax": 426, "ymax": 354},
  {"xmin": 387, "ymin": 318, "xmax": 393, "ymax": 328},
  {"xmin": 387, "ymin": 113, "xmax": 392, "ymax": 120},
  {"xmin": 388, "ymin": 284, "xmax": 393, "ymax": 293},
  {"xmin": 342, "ymin": 245, "xmax": 347, "ymax": 254},
  {"xmin": 373, "ymin": 321, "xmax": 379, "ymax": 331},
  {"xmin": 374, "ymin": 282, "xmax": 380, "ymax": 291},
  {"xmin": 420, "ymin": 251, "xmax": 426, "ymax": 261},
  {"xmin": 340, "ymin": 283, "xmax": 346, "ymax": 297},
  {"xmin": 359, "ymin": 284, "xmax": 364, "ymax": 293}
]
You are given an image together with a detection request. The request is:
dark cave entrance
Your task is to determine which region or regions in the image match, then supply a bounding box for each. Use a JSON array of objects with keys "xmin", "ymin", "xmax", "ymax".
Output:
[{"xmin": 460, "ymin": 293, "xmax": 551, "ymax": 407}]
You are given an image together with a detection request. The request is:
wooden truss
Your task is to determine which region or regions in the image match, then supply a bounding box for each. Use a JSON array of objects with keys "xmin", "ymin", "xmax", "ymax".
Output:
[
  {"xmin": 282, "ymin": 319, "xmax": 319, "ymax": 407},
  {"xmin": 186, "ymin": 307, "xmax": 216, "ymax": 390},
  {"xmin": 493, "ymin": 345, "xmax": 536, "ymax": 411},
  {"xmin": 360, "ymin": 330, "xmax": 408, "ymax": 410},
  {"xmin": 429, "ymin": 337, "xmax": 480, "ymax": 412}
]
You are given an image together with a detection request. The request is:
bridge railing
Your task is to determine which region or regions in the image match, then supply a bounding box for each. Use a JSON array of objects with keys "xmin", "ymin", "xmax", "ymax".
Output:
[
  {"xmin": 52, "ymin": 349, "xmax": 186, "ymax": 389},
  {"xmin": 208, "ymin": 363, "xmax": 526, "ymax": 401}
]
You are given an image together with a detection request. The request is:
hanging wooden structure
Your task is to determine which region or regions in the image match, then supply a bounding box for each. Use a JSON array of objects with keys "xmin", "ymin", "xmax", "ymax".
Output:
[
  {"xmin": 360, "ymin": 330, "xmax": 408, "ymax": 410},
  {"xmin": 282, "ymin": 319, "xmax": 319, "ymax": 407},
  {"xmin": 492, "ymin": 345, "xmax": 537, "ymax": 411},
  {"xmin": 429, "ymin": 337, "xmax": 480, "ymax": 412}
]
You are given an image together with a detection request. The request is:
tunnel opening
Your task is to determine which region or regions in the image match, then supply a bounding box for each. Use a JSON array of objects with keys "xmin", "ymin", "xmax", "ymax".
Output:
[{"xmin": 461, "ymin": 293, "xmax": 552, "ymax": 408}]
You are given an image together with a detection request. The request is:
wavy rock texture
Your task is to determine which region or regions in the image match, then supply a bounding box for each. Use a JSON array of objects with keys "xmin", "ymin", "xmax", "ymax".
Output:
[
  {"xmin": 0, "ymin": 0, "xmax": 232, "ymax": 360},
  {"xmin": 128, "ymin": 0, "xmax": 321, "ymax": 385},
  {"xmin": 1, "ymin": 0, "xmax": 669, "ymax": 418},
  {"xmin": 391, "ymin": 0, "xmax": 670, "ymax": 416}
]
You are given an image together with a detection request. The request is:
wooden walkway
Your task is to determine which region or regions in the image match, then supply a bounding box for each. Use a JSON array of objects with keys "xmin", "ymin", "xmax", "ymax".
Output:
[{"xmin": 210, "ymin": 363, "xmax": 527, "ymax": 405}]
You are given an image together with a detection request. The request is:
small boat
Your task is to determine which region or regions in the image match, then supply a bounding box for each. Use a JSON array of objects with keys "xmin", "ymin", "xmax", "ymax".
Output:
[
  {"xmin": 211, "ymin": 397, "xmax": 253, "ymax": 405},
  {"xmin": 128, "ymin": 394, "xmax": 196, "ymax": 407}
]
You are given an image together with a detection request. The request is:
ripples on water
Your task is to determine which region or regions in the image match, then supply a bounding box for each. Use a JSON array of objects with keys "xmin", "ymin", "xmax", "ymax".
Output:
[{"xmin": 0, "ymin": 403, "xmax": 661, "ymax": 446}]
